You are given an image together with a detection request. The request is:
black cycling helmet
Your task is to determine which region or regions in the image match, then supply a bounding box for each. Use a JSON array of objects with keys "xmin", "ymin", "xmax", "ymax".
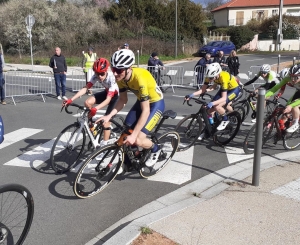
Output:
[{"xmin": 289, "ymin": 64, "xmax": 300, "ymax": 76}]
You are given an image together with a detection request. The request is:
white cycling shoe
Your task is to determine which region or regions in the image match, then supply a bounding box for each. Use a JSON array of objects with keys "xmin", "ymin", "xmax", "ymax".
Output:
[
  {"xmin": 145, "ymin": 149, "xmax": 162, "ymax": 167},
  {"xmin": 217, "ymin": 120, "xmax": 230, "ymax": 131},
  {"xmin": 286, "ymin": 123, "xmax": 299, "ymax": 133}
]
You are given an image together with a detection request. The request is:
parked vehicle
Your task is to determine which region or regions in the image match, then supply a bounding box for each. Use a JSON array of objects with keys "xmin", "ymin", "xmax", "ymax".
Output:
[{"xmin": 198, "ymin": 41, "xmax": 236, "ymax": 57}]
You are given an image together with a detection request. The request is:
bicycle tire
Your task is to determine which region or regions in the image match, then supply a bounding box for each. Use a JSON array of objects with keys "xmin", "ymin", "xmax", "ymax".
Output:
[
  {"xmin": 175, "ymin": 114, "xmax": 203, "ymax": 152},
  {"xmin": 73, "ymin": 144, "xmax": 124, "ymax": 198},
  {"xmin": 243, "ymin": 119, "xmax": 275, "ymax": 154},
  {"xmin": 139, "ymin": 131, "xmax": 179, "ymax": 178},
  {"xmin": 0, "ymin": 184, "xmax": 34, "ymax": 245},
  {"xmin": 213, "ymin": 111, "xmax": 241, "ymax": 145},
  {"xmin": 283, "ymin": 124, "xmax": 300, "ymax": 150},
  {"xmin": 160, "ymin": 75, "xmax": 172, "ymax": 92},
  {"xmin": 233, "ymin": 105, "xmax": 246, "ymax": 123},
  {"xmin": 50, "ymin": 123, "xmax": 86, "ymax": 174}
]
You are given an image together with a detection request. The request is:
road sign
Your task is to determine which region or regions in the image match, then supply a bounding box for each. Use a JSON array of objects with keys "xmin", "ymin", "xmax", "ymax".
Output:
[{"xmin": 25, "ymin": 15, "xmax": 35, "ymax": 29}]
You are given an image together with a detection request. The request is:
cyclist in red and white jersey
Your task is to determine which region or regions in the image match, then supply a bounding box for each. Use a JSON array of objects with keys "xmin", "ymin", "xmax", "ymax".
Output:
[{"xmin": 63, "ymin": 58, "xmax": 119, "ymax": 146}]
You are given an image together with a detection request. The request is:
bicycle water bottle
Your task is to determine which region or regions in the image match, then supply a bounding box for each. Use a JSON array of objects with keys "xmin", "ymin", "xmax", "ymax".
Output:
[{"xmin": 208, "ymin": 115, "xmax": 214, "ymax": 125}]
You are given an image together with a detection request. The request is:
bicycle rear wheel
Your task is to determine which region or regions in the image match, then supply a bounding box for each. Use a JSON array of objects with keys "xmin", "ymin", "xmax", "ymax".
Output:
[
  {"xmin": 175, "ymin": 114, "xmax": 203, "ymax": 152},
  {"xmin": 233, "ymin": 105, "xmax": 246, "ymax": 123},
  {"xmin": 139, "ymin": 131, "xmax": 179, "ymax": 178},
  {"xmin": 50, "ymin": 123, "xmax": 86, "ymax": 174},
  {"xmin": 213, "ymin": 111, "xmax": 241, "ymax": 145},
  {"xmin": 283, "ymin": 125, "xmax": 300, "ymax": 150},
  {"xmin": 73, "ymin": 144, "xmax": 124, "ymax": 198},
  {"xmin": 0, "ymin": 184, "xmax": 34, "ymax": 245},
  {"xmin": 243, "ymin": 119, "xmax": 275, "ymax": 154}
]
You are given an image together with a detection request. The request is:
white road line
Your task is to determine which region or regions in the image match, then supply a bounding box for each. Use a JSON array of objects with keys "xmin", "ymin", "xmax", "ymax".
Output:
[
  {"xmin": 4, "ymin": 138, "xmax": 55, "ymax": 168},
  {"xmin": 0, "ymin": 128, "xmax": 43, "ymax": 150},
  {"xmin": 148, "ymin": 146, "xmax": 194, "ymax": 185},
  {"xmin": 224, "ymin": 146, "xmax": 253, "ymax": 165},
  {"xmin": 246, "ymin": 58, "xmax": 264, "ymax": 61}
]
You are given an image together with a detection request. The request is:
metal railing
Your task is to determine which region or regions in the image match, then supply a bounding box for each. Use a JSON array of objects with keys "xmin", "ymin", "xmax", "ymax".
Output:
[{"xmin": 4, "ymin": 70, "xmax": 53, "ymax": 105}]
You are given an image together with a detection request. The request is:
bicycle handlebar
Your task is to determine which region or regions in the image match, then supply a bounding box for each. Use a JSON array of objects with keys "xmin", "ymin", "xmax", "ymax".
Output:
[
  {"xmin": 183, "ymin": 95, "xmax": 209, "ymax": 107},
  {"xmin": 61, "ymin": 103, "xmax": 91, "ymax": 114}
]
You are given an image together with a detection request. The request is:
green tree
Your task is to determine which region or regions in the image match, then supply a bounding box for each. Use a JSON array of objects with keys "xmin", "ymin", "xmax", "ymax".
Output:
[{"xmin": 228, "ymin": 26, "xmax": 255, "ymax": 49}]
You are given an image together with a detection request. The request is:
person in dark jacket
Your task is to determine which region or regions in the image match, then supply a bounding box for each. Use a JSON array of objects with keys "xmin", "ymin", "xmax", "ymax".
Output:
[
  {"xmin": 49, "ymin": 47, "xmax": 68, "ymax": 100},
  {"xmin": 226, "ymin": 50, "xmax": 239, "ymax": 76},
  {"xmin": 213, "ymin": 51, "xmax": 228, "ymax": 71},
  {"xmin": 147, "ymin": 52, "xmax": 165, "ymax": 82},
  {"xmin": 0, "ymin": 52, "xmax": 5, "ymax": 105},
  {"xmin": 194, "ymin": 53, "xmax": 212, "ymax": 88}
]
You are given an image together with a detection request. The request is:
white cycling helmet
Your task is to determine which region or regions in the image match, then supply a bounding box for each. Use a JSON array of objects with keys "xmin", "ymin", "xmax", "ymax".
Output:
[
  {"xmin": 205, "ymin": 63, "xmax": 222, "ymax": 78},
  {"xmin": 111, "ymin": 49, "xmax": 135, "ymax": 69},
  {"xmin": 260, "ymin": 64, "xmax": 271, "ymax": 73},
  {"xmin": 279, "ymin": 68, "xmax": 289, "ymax": 79},
  {"xmin": 289, "ymin": 64, "xmax": 300, "ymax": 76}
]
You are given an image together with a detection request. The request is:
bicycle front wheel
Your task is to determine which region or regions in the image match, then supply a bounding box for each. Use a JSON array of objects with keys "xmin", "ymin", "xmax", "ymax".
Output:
[
  {"xmin": 243, "ymin": 119, "xmax": 275, "ymax": 154},
  {"xmin": 233, "ymin": 105, "xmax": 246, "ymax": 123},
  {"xmin": 73, "ymin": 144, "xmax": 124, "ymax": 198},
  {"xmin": 175, "ymin": 115, "xmax": 203, "ymax": 152},
  {"xmin": 139, "ymin": 131, "xmax": 179, "ymax": 178},
  {"xmin": 0, "ymin": 184, "xmax": 34, "ymax": 245},
  {"xmin": 50, "ymin": 123, "xmax": 86, "ymax": 174},
  {"xmin": 283, "ymin": 126, "xmax": 300, "ymax": 150},
  {"xmin": 213, "ymin": 111, "xmax": 241, "ymax": 145}
]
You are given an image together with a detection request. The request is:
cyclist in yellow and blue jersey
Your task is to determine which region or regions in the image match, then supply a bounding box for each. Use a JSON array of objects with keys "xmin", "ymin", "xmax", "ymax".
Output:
[
  {"xmin": 96, "ymin": 49, "xmax": 165, "ymax": 169},
  {"xmin": 265, "ymin": 64, "xmax": 300, "ymax": 133},
  {"xmin": 185, "ymin": 62, "xmax": 241, "ymax": 131}
]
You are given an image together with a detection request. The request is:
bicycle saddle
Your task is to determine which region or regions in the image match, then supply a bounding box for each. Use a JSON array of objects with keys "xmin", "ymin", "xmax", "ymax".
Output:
[{"xmin": 162, "ymin": 110, "xmax": 177, "ymax": 119}]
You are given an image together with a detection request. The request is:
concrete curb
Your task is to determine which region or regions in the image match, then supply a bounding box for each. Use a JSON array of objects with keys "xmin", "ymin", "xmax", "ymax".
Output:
[{"xmin": 85, "ymin": 150, "xmax": 300, "ymax": 245}]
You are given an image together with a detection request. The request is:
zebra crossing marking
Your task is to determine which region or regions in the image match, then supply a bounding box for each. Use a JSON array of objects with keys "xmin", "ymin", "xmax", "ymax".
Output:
[{"xmin": 0, "ymin": 128, "xmax": 43, "ymax": 150}]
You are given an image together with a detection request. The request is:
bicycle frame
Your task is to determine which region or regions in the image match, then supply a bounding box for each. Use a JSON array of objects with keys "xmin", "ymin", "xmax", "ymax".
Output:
[{"xmin": 95, "ymin": 110, "xmax": 177, "ymax": 173}]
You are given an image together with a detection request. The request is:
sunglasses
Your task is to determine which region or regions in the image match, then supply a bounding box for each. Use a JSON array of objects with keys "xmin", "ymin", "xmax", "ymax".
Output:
[
  {"xmin": 261, "ymin": 72, "xmax": 268, "ymax": 74},
  {"xmin": 291, "ymin": 75, "xmax": 300, "ymax": 80},
  {"xmin": 112, "ymin": 67, "xmax": 125, "ymax": 75},
  {"xmin": 96, "ymin": 72, "xmax": 106, "ymax": 77}
]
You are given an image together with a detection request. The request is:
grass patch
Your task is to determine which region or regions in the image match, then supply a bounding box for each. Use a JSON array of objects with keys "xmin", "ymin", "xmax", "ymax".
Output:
[{"xmin": 140, "ymin": 227, "xmax": 153, "ymax": 235}]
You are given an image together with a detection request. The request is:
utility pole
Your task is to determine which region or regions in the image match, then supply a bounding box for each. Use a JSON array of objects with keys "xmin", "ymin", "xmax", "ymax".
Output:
[
  {"xmin": 175, "ymin": 0, "xmax": 178, "ymax": 58},
  {"xmin": 25, "ymin": 14, "xmax": 35, "ymax": 70},
  {"xmin": 277, "ymin": 0, "xmax": 283, "ymax": 51}
]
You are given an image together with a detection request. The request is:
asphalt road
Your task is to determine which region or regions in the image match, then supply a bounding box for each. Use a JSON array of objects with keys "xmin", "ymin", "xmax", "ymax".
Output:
[{"xmin": 0, "ymin": 53, "xmax": 298, "ymax": 245}]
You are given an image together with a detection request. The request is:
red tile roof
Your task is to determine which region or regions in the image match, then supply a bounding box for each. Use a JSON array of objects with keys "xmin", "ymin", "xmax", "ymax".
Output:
[{"xmin": 212, "ymin": 0, "xmax": 300, "ymax": 12}]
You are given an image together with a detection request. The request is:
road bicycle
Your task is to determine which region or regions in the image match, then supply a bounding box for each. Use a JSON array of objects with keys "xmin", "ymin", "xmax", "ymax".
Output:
[
  {"xmin": 175, "ymin": 95, "xmax": 242, "ymax": 152},
  {"xmin": 50, "ymin": 103, "xmax": 124, "ymax": 174},
  {"xmin": 0, "ymin": 184, "xmax": 34, "ymax": 245},
  {"xmin": 243, "ymin": 97, "xmax": 300, "ymax": 154},
  {"xmin": 151, "ymin": 67, "xmax": 172, "ymax": 93},
  {"xmin": 73, "ymin": 110, "xmax": 179, "ymax": 198}
]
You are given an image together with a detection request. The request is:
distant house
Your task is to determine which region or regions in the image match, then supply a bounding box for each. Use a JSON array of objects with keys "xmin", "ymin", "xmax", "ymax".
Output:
[{"xmin": 212, "ymin": 0, "xmax": 300, "ymax": 27}]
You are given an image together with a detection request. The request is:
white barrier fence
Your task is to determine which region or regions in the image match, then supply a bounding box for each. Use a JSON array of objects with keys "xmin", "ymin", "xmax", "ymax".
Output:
[{"xmin": 4, "ymin": 71, "xmax": 53, "ymax": 105}]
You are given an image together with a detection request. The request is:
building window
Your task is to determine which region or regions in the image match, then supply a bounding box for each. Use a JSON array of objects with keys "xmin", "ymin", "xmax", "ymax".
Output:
[{"xmin": 272, "ymin": 9, "xmax": 278, "ymax": 16}]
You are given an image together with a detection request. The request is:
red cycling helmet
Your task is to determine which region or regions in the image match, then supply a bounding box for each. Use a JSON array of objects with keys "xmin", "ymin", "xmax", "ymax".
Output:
[{"xmin": 93, "ymin": 58, "xmax": 109, "ymax": 73}]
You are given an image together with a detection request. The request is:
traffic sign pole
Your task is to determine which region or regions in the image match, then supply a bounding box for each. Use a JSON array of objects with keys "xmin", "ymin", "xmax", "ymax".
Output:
[{"xmin": 25, "ymin": 15, "xmax": 35, "ymax": 70}]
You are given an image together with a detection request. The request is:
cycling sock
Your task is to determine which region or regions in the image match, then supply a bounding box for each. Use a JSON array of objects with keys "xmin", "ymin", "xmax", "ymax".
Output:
[
  {"xmin": 293, "ymin": 119, "xmax": 299, "ymax": 125},
  {"xmin": 151, "ymin": 143, "xmax": 160, "ymax": 153},
  {"xmin": 222, "ymin": 114, "xmax": 228, "ymax": 121}
]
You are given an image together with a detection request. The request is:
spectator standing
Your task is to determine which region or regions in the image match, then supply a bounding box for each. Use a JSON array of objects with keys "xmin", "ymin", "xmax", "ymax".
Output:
[
  {"xmin": 82, "ymin": 47, "xmax": 97, "ymax": 95},
  {"xmin": 49, "ymin": 47, "xmax": 68, "ymax": 100},
  {"xmin": 226, "ymin": 50, "xmax": 240, "ymax": 76},
  {"xmin": 147, "ymin": 52, "xmax": 165, "ymax": 82},
  {"xmin": 123, "ymin": 43, "xmax": 130, "ymax": 49},
  {"xmin": 0, "ymin": 52, "xmax": 5, "ymax": 105},
  {"xmin": 194, "ymin": 53, "xmax": 212, "ymax": 88},
  {"xmin": 213, "ymin": 51, "xmax": 228, "ymax": 71}
]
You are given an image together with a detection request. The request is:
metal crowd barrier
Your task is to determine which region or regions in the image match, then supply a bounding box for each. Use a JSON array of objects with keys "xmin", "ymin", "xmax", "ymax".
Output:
[
  {"xmin": 141, "ymin": 65, "xmax": 184, "ymax": 92},
  {"xmin": 4, "ymin": 70, "xmax": 53, "ymax": 105},
  {"xmin": 70, "ymin": 69, "xmax": 109, "ymax": 92}
]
